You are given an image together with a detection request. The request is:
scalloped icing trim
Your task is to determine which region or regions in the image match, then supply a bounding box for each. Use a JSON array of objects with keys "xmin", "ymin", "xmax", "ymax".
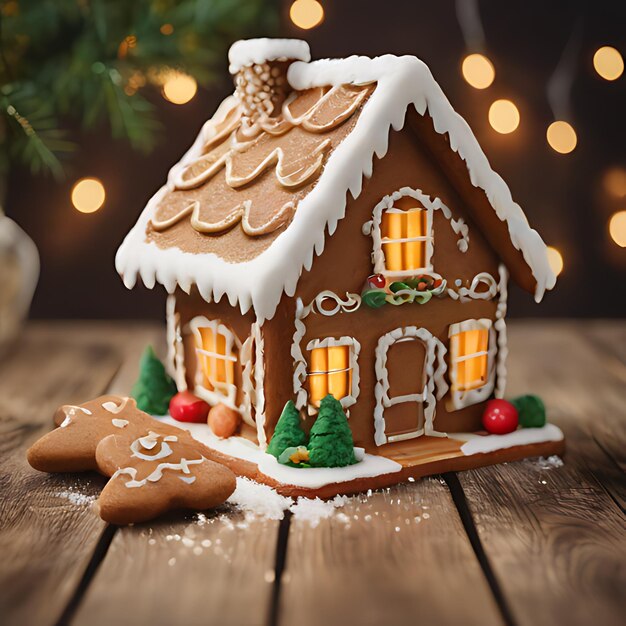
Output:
[{"xmin": 117, "ymin": 52, "xmax": 556, "ymax": 322}]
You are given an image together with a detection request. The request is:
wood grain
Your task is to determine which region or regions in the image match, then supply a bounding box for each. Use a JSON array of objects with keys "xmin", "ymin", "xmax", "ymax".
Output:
[
  {"xmin": 505, "ymin": 320, "xmax": 626, "ymax": 506},
  {"xmin": 0, "ymin": 323, "xmax": 121, "ymax": 626},
  {"xmin": 74, "ymin": 506, "xmax": 281, "ymax": 626},
  {"xmin": 279, "ymin": 478, "xmax": 502, "ymax": 626},
  {"xmin": 457, "ymin": 455, "xmax": 626, "ymax": 626},
  {"xmin": 1, "ymin": 319, "xmax": 624, "ymax": 626},
  {"xmin": 455, "ymin": 320, "xmax": 626, "ymax": 626}
]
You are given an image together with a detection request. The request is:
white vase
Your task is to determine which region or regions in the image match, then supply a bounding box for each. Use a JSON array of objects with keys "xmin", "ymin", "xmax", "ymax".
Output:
[{"xmin": 0, "ymin": 214, "xmax": 40, "ymax": 356}]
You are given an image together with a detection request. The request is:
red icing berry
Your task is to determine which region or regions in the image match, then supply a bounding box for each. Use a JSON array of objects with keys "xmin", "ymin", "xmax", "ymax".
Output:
[
  {"xmin": 169, "ymin": 391, "xmax": 210, "ymax": 423},
  {"xmin": 482, "ymin": 399, "xmax": 519, "ymax": 435},
  {"xmin": 367, "ymin": 273, "xmax": 386, "ymax": 289},
  {"xmin": 417, "ymin": 281, "xmax": 427, "ymax": 290},
  {"xmin": 433, "ymin": 278, "xmax": 442, "ymax": 288}
]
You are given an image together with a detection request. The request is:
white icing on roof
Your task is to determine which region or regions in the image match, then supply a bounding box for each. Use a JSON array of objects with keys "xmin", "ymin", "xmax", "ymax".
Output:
[
  {"xmin": 116, "ymin": 45, "xmax": 556, "ymax": 322},
  {"xmin": 228, "ymin": 38, "xmax": 311, "ymax": 74}
]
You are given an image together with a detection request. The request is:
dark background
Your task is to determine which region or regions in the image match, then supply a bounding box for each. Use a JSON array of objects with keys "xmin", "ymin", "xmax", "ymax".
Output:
[{"xmin": 6, "ymin": 0, "xmax": 626, "ymax": 320}]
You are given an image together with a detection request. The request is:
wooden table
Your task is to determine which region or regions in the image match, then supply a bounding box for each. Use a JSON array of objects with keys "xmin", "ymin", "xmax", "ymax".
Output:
[{"xmin": 0, "ymin": 320, "xmax": 624, "ymax": 626}]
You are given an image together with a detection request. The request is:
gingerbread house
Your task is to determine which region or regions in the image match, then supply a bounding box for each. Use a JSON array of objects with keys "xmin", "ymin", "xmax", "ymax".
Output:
[{"xmin": 116, "ymin": 39, "xmax": 560, "ymax": 489}]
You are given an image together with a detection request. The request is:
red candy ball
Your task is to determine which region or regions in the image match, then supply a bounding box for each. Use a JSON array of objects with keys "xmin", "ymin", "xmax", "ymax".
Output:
[
  {"xmin": 169, "ymin": 391, "xmax": 210, "ymax": 423},
  {"xmin": 482, "ymin": 399, "xmax": 519, "ymax": 435},
  {"xmin": 367, "ymin": 273, "xmax": 386, "ymax": 289}
]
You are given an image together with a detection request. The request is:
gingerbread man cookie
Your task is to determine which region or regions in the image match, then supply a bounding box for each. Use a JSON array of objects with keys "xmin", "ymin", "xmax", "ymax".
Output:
[
  {"xmin": 96, "ymin": 430, "xmax": 236, "ymax": 525},
  {"xmin": 27, "ymin": 395, "xmax": 237, "ymax": 524},
  {"xmin": 28, "ymin": 395, "xmax": 182, "ymax": 472}
]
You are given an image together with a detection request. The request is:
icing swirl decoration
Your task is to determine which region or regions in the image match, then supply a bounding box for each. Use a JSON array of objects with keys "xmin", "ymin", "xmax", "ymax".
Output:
[{"xmin": 150, "ymin": 80, "xmax": 373, "ymax": 238}]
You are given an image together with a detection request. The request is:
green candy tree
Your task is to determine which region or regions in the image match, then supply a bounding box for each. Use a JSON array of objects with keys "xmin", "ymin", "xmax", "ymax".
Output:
[
  {"xmin": 131, "ymin": 346, "xmax": 177, "ymax": 415},
  {"xmin": 267, "ymin": 401, "xmax": 307, "ymax": 459},
  {"xmin": 308, "ymin": 395, "xmax": 357, "ymax": 468}
]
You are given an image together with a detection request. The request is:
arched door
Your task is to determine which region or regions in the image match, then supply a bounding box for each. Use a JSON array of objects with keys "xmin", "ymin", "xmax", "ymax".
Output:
[{"xmin": 374, "ymin": 327, "xmax": 442, "ymax": 446}]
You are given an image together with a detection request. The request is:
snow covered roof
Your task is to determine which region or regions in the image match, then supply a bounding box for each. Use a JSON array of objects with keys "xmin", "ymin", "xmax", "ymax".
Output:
[{"xmin": 116, "ymin": 41, "xmax": 556, "ymax": 322}]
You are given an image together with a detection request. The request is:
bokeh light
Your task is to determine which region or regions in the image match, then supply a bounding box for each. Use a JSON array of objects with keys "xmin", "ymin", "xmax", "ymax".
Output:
[
  {"xmin": 488, "ymin": 99, "xmax": 520, "ymax": 134},
  {"xmin": 593, "ymin": 46, "xmax": 624, "ymax": 81},
  {"xmin": 162, "ymin": 72, "xmax": 197, "ymax": 105},
  {"xmin": 546, "ymin": 121, "xmax": 577, "ymax": 154},
  {"xmin": 290, "ymin": 0, "xmax": 324, "ymax": 30},
  {"xmin": 160, "ymin": 24, "xmax": 174, "ymax": 36},
  {"xmin": 546, "ymin": 246, "xmax": 564, "ymax": 276},
  {"xmin": 609, "ymin": 211, "xmax": 626, "ymax": 247},
  {"xmin": 603, "ymin": 167, "xmax": 626, "ymax": 198},
  {"xmin": 462, "ymin": 54, "xmax": 495, "ymax": 89},
  {"xmin": 71, "ymin": 178, "xmax": 106, "ymax": 214}
]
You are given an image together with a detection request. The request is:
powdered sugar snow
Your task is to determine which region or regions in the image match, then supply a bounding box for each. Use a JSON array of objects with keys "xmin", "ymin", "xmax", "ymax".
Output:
[
  {"xmin": 225, "ymin": 477, "xmax": 351, "ymax": 526},
  {"xmin": 57, "ymin": 490, "xmax": 97, "ymax": 506},
  {"xmin": 227, "ymin": 477, "xmax": 294, "ymax": 521},
  {"xmin": 289, "ymin": 495, "xmax": 349, "ymax": 527}
]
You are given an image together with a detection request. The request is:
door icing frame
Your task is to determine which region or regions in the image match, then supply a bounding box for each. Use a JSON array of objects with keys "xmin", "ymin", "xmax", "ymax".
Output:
[{"xmin": 373, "ymin": 326, "xmax": 448, "ymax": 446}]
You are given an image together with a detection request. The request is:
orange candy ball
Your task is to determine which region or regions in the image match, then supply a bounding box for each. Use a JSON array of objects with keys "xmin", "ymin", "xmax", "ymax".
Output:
[{"xmin": 208, "ymin": 403, "xmax": 242, "ymax": 438}]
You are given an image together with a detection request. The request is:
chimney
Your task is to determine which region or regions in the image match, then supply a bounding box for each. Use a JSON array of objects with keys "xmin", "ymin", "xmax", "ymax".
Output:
[{"xmin": 228, "ymin": 39, "xmax": 311, "ymax": 131}]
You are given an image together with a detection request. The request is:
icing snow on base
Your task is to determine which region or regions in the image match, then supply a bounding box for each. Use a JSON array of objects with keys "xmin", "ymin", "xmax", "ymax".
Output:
[
  {"xmin": 456, "ymin": 424, "xmax": 564, "ymax": 456},
  {"xmin": 157, "ymin": 416, "xmax": 403, "ymax": 489}
]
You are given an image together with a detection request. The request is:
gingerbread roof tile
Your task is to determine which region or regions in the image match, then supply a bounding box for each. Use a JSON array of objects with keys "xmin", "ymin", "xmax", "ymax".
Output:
[{"xmin": 116, "ymin": 39, "xmax": 556, "ymax": 321}]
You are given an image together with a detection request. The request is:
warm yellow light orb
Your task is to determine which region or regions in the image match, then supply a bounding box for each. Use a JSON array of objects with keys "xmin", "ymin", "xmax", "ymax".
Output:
[
  {"xmin": 162, "ymin": 72, "xmax": 197, "ymax": 105},
  {"xmin": 603, "ymin": 167, "xmax": 626, "ymax": 198},
  {"xmin": 71, "ymin": 178, "xmax": 105, "ymax": 214},
  {"xmin": 290, "ymin": 0, "xmax": 324, "ymax": 30},
  {"xmin": 593, "ymin": 46, "xmax": 624, "ymax": 81},
  {"xmin": 546, "ymin": 246, "xmax": 564, "ymax": 276},
  {"xmin": 462, "ymin": 54, "xmax": 495, "ymax": 89},
  {"xmin": 609, "ymin": 211, "xmax": 626, "ymax": 247},
  {"xmin": 488, "ymin": 99, "xmax": 520, "ymax": 134},
  {"xmin": 546, "ymin": 121, "xmax": 577, "ymax": 154}
]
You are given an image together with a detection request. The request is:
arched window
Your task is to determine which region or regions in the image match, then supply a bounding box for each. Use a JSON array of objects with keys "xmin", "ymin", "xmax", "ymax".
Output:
[
  {"xmin": 365, "ymin": 190, "xmax": 441, "ymax": 280},
  {"xmin": 305, "ymin": 337, "xmax": 360, "ymax": 411},
  {"xmin": 189, "ymin": 317, "xmax": 241, "ymax": 408},
  {"xmin": 380, "ymin": 201, "xmax": 433, "ymax": 275},
  {"xmin": 448, "ymin": 318, "xmax": 496, "ymax": 410}
]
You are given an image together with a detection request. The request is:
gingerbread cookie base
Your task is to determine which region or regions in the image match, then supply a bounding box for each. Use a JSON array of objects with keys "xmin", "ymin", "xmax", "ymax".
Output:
[{"xmin": 157, "ymin": 417, "xmax": 565, "ymax": 499}]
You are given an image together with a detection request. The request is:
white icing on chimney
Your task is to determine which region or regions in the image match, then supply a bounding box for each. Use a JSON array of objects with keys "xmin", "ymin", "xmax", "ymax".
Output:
[{"xmin": 228, "ymin": 38, "xmax": 311, "ymax": 74}]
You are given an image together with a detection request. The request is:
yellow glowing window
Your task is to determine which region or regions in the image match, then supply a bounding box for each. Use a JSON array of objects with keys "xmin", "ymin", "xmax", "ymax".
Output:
[
  {"xmin": 194, "ymin": 325, "xmax": 237, "ymax": 391},
  {"xmin": 381, "ymin": 207, "xmax": 431, "ymax": 273},
  {"xmin": 450, "ymin": 327, "xmax": 489, "ymax": 392},
  {"xmin": 308, "ymin": 344, "xmax": 352, "ymax": 406}
]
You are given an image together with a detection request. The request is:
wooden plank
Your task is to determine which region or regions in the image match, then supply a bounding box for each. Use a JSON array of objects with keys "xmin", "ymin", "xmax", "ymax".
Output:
[
  {"xmin": 581, "ymin": 319, "xmax": 626, "ymax": 365},
  {"xmin": 0, "ymin": 323, "xmax": 123, "ymax": 626},
  {"xmin": 279, "ymin": 478, "xmax": 502, "ymax": 626},
  {"xmin": 454, "ymin": 320, "xmax": 626, "ymax": 626},
  {"xmin": 504, "ymin": 321, "xmax": 626, "ymax": 500},
  {"xmin": 457, "ymin": 453, "xmax": 625, "ymax": 626},
  {"xmin": 72, "ymin": 319, "xmax": 282, "ymax": 626},
  {"xmin": 74, "ymin": 507, "xmax": 281, "ymax": 626}
]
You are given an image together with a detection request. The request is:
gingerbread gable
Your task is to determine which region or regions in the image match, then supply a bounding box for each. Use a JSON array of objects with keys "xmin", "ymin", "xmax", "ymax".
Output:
[{"xmin": 116, "ymin": 39, "xmax": 556, "ymax": 322}]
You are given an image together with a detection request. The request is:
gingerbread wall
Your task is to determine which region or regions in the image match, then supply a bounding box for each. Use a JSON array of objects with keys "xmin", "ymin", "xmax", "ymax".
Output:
[
  {"xmin": 269, "ymin": 116, "xmax": 504, "ymax": 450},
  {"xmin": 172, "ymin": 113, "xmax": 508, "ymax": 452}
]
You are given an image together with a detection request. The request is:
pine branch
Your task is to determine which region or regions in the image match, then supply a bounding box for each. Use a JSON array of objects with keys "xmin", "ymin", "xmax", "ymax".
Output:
[
  {"xmin": 1, "ymin": 83, "xmax": 75, "ymax": 179},
  {"xmin": 0, "ymin": 0, "xmax": 279, "ymax": 177}
]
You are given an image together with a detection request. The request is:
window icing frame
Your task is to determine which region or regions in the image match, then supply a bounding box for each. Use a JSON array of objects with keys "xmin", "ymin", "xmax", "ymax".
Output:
[
  {"xmin": 188, "ymin": 316, "xmax": 242, "ymax": 411},
  {"xmin": 447, "ymin": 318, "xmax": 497, "ymax": 411},
  {"xmin": 300, "ymin": 336, "xmax": 361, "ymax": 415},
  {"xmin": 363, "ymin": 186, "xmax": 470, "ymax": 280}
]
